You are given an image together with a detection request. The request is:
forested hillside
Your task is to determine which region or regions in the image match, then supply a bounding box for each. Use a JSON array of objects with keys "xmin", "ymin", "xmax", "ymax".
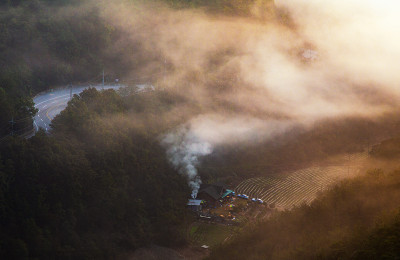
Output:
[
  {"xmin": 208, "ymin": 140, "xmax": 400, "ymax": 260},
  {"xmin": 199, "ymin": 115, "xmax": 400, "ymax": 183},
  {"xmin": 0, "ymin": 0, "xmax": 113, "ymax": 135},
  {"xmin": 0, "ymin": 0, "xmax": 284, "ymax": 258},
  {"xmin": 0, "ymin": 0, "xmax": 279, "ymax": 136},
  {"xmin": 2, "ymin": 0, "xmax": 400, "ymax": 259},
  {"xmin": 0, "ymin": 88, "xmax": 189, "ymax": 258}
]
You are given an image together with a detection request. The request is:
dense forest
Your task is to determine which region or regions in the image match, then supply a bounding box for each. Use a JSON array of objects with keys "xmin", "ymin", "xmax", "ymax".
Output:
[
  {"xmin": 199, "ymin": 114, "xmax": 400, "ymax": 184},
  {"xmin": 0, "ymin": 0, "xmax": 113, "ymax": 136},
  {"xmin": 3, "ymin": 87, "xmax": 400, "ymax": 258},
  {"xmin": 0, "ymin": 1, "xmax": 287, "ymax": 257},
  {"xmin": 0, "ymin": 0, "xmax": 280, "ymax": 137},
  {"xmin": 0, "ymin": 88, "xmax": 191, "ymax": 258},
  {"xmin": 2, "ymin": 0, "xmax": 400, "ymax": 259},
  {"xmin": 208, "ymin": 139, "xmax": 400, "ymax": 260}
]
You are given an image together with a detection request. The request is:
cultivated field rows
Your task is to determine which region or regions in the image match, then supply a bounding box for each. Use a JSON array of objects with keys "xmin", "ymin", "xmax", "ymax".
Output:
[{"xmin": 234, "ymin": 151, "xmax": 368, "ymax": 209}]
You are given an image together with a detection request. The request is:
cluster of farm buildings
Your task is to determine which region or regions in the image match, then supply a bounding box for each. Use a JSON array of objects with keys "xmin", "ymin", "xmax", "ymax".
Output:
[
  {"xmin": 187, "ymin": 182, "xmax": 234, "ymax": 211},
  {"xmin": 187, "ymin": 182, "xmax": 264, "ymax": 222}
]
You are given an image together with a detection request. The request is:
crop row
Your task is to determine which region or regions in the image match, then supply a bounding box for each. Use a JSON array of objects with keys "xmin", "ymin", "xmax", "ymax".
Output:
[{"xmin": 234, "ymin": 151, "xmax": 368, "ymax": 209}]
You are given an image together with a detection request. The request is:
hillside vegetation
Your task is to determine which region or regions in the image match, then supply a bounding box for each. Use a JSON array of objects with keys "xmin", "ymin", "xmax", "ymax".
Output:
[
  {"xmin": 0, "ymin": 89, "xmax": 189, "ymax": 258},
  {"xmin": 0, "ymin": 0, "xmax": 279, "ymax": 136},
  {"xmin": 2, "ymin": 0, "xmax": 400, "ymax": 259},
  {"xmin": 0, "ymin": 0, "xmax": 114, "ymax": 136},
  {"xmin": 208, "ymin": 139, "xmax": 400, "ymax": 260},
  {"xmin": 199, "ymin": 115, "xmax": 400, "ymax": 183}
]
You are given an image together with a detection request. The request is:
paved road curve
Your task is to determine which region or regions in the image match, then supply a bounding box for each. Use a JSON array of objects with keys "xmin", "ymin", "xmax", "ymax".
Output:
[{"xmin": 34, "ymin": 85, "xmax": 122, "ymax": 133}]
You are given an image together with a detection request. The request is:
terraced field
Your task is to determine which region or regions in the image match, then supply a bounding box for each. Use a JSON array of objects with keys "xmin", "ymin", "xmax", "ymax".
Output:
[
  {"xmin": 189, "ymin": 223, "xmax": 237, "ymax": 247},
  {"xmin": 235, "ymin": 151, "xmax": 368, "ymax": 209}
]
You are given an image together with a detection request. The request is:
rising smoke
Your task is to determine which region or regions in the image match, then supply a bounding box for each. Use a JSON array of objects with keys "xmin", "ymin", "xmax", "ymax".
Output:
[
  {"xmin": 94, "ymin": 0, "xmax": 400, "ymax": 194},
  {"xmin": 161, "ymin": 114, "xmax": 295, "ymax": 196},
  {"xmin": 162, "ymin": 125, "xmax": 213, "ymax": 198}
]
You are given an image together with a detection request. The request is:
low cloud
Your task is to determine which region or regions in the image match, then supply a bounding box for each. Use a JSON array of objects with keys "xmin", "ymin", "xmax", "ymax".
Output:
[{"xmin": 95, "ymin": 0, "xmax": 400, "ymax": 192}]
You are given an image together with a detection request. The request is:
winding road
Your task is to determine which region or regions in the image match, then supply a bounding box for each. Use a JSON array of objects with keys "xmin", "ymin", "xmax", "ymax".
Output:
[{"xmin": 34, "ymin": 85, "xmax": 122, "ymax": 132}]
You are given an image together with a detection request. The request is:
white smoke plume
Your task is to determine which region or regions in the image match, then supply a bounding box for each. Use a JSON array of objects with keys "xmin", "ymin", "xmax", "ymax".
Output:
[
  {"xmin": 161, "ymin": 115, "xmax": 295, "ymax": 197},
  {"xmin": 162, "ymin": 125, "xmax": 213, "ymax": 198},
  {"xmin": 94, "ymin": 0, "xmax": 400, "ymax": 190}
]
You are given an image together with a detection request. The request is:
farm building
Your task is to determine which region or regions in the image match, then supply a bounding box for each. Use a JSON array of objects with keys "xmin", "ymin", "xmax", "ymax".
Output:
[
  {"xmin": 196, "ymin": 182, "xmax": 234, "ymax": 206},
  {"xmin": 187, "ymin": 199, "xmax": 203, "ymax": 211}
]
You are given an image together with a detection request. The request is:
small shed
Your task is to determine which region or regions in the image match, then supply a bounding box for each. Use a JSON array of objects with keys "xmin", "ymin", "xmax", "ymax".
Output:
[{"xmin": 187, "ymin": 199, "xmax": 203, "ymax": 211}]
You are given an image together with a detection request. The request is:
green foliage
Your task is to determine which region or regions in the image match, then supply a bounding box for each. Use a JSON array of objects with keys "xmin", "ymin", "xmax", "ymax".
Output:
[
  {"xmin": 0, "ymin": 0, "xmax": 118, "ymax": 137},
  {"xmin": 51, "ymin": 88, "xmax": 126, "ymax": 134},
  {"xmin": 190, "ymin": 223, "xmax": 236, "ymax": 247},
  {"xmin": 0, "ymin": 90, "xmax": 190, "ymax": 258},
  {"xmin": 0, "ymin": 1, "xmax": 115, "ymax": 94},
  {"xmin": 200, "ymin": 118, "xmax": 376, "ymax": 182},
  {"xmin": 208, "ymin": 165, "xmax": 400, "ymax": 260},
  {"xmin": 0, "ymin": 87, "xmax": 37, "ymax": 137},
  {"xmin": 351, "ymin": 212, "xmax": 400, "ymax": 259},
  {"xmin": 0, "ymin": 0, "xmax": 277, "ymax": 138}
]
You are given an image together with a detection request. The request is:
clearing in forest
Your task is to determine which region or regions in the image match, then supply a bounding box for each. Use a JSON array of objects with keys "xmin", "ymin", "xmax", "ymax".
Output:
[{"xmin": 235, "ymin": 151, "xmax": 368, "ymax": 209}]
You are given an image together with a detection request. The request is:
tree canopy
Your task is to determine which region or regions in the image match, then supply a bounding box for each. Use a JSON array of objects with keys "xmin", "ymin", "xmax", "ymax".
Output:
[{"xmin": 0, "ymin": 89, "xmax": 189, "ymax": 258}]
